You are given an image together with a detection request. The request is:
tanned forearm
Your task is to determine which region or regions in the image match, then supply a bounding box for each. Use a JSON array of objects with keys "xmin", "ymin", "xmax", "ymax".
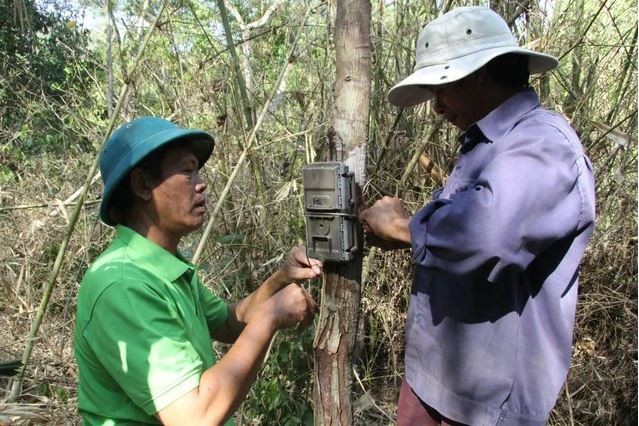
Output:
[
  {"xmin": 157, "ymin": 307, "xmax": 278, "ymax": 426},
  {"xmin": 233, "ymin": 270, "xmax": 287, "ymax": 323},
  {"xmin": 197, "ymin": 310, "xmax": 278, "ymax": 424},
  {"xmin": 213, "ymin": 270, "xmax": 287, "ymax": 343}
]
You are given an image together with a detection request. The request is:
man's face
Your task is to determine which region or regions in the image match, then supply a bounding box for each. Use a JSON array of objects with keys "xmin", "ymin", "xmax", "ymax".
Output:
[
  {"xmin": 150, "ymin": 144, "xmax": 207, "ymax": 237},
  {"xmin": 431, "ymin": 75, "xmax": 483, "ymax": 130}
]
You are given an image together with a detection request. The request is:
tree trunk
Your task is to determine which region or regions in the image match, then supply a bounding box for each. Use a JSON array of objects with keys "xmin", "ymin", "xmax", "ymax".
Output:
[{"xmin": 313, "ymin": 1, "xmax": 371, "ymax": 425}]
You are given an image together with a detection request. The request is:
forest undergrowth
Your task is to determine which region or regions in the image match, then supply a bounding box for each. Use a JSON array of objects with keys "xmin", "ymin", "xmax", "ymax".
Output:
[{"xmin": 1, "ymin": 0, "xmax": 636, "ymax": 424}]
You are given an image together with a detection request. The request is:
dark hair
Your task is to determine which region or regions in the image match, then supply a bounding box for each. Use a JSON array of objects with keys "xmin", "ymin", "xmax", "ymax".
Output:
[
  {"xmin": 484, "ymin": 53, "xmax": 530, "ymax": 89},
  {"xmin": 108, "ymin": 145, "xmax": 169, "ymax": 225}
]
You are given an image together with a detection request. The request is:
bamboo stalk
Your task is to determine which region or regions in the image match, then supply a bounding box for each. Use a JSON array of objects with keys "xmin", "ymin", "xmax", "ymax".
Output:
[
  {"xmin": 216, "ymin": 0, "xmax": 254, "ymax": 129},
  {"xmin": 216, "ymin": 0, "xmax": 267, "ymax": 207},
  {"xmin": 564, "ymin": 382, "xmax": 575, "ymax": 426},
  {"xmin": 373, "ymin": 107, "xmax": 403, "ymax": 173},
  {"xmin": 605, "ymin": 26, "xmax": 637, "ymax": 123},
  {"xmin": 399, "ymin": 116, "xmax": 444, "ymax": 189},
  {"xmin": 192, "ymin": 4, "xmax": 314, "ymax": 265},
  {"xmin": 46, "ymin": 173, "xmax": 100, "ymax": 217},
  {"xmin": 7, "ymin": 1, "xmax": 168, "ymax": 402},
  {"xmin": 556, "ymin": 0, "xmax": 609, "ymax": 62}
]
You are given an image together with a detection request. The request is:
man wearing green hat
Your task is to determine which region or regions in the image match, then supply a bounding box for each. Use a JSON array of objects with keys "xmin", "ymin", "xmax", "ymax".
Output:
[
  {"xmin": 74, "ymin": 117, "xmax": 322, "ymax": 425},
  {"xmin": 360, "ymin": 6, "xmax": 595, "ymax": 426}
]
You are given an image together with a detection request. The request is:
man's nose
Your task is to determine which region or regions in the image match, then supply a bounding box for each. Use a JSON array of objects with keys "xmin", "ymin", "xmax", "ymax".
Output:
[{"xmin": 195, "ymin": 175, "xmax": 207, "ymax": 192}]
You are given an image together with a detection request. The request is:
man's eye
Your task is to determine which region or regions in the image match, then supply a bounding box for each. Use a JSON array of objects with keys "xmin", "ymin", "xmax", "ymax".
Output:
[{"xmin": 182, "ymin": 169, "xmax": 199, "ymax": 179}]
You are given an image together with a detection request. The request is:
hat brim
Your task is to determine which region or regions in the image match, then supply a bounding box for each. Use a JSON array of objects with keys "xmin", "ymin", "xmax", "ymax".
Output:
[
  {"xmin": 388, "ymin": 46, "xmax": 558, "ymax": 107},
  {"xmin": 100, "ymin": 128, "xmax": 214, "ymax": 225}
]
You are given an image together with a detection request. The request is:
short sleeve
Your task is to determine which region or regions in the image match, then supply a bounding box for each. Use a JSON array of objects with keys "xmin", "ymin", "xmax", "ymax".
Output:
[
  {"xmin": 196, "ymin": 280, "xmax": 229, "ymax": 336},
  {"xmin": 83, "ymin": 280, "xmax": 203, "ymax": 415}
]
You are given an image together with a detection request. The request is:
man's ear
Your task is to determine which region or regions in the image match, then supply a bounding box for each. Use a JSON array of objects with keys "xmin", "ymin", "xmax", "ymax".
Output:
[
  {"xmin": 129, "ymin": 168, "xmax": 153, "ymax": 201},
  {"xmin": 469, "ymin": 67, "xmax": 487, "ymax": 86}
]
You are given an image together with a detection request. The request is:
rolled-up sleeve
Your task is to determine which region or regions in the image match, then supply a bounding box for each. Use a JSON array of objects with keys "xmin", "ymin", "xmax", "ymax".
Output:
[{"xmin": 410, "ymin": 121, "xmax": 587, "ymax": 282}]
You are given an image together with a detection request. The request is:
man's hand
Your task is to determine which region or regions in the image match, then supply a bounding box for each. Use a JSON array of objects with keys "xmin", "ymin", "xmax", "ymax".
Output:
[
  {"xmin": 265, "ymin": 283, "xmax": 318, "ymax": 330},
  {"xmin": 269, "ymin": 247, "xmax": 320, "ymax": 330},
  {"xmin": 279, "ymin": 246, "xmax": 323, "ymax": 283},
  {"xmin": 359, "ymin": 196, "xmax": 412, "ymax": 247},
  {"xmin": 219, "ymin": 246, "xmax": 322, "ymax": 340}
]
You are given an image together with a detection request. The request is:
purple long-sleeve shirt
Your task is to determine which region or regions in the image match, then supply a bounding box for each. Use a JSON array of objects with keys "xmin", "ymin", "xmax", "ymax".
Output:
[{"xmin": 405, "ymin": 88, "xmax": 595, "ymax": 425}]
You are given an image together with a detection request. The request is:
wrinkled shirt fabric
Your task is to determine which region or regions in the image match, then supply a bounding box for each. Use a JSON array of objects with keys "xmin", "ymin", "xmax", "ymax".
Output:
[{"xmin": 406, "ymin": 88, "xmax": 595, "ymax": 425}]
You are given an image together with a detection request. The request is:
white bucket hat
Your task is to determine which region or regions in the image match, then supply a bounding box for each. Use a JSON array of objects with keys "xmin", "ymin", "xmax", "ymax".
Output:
[{"xmin": 388, "ymin": 6, "xmax": 559, "ymax": 107}]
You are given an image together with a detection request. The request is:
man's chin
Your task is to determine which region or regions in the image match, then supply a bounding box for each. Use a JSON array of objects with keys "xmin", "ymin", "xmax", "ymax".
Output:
[{"xmin": 183, "ymin": 218, "xmax": 205, "ymax": 234}]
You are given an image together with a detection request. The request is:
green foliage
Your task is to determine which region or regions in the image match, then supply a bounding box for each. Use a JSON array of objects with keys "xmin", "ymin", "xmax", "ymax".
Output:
[
  {"xmin": 242, "ymin": 329, "xmax": 315, "ymax": 425},
  {"xmin": 0, "ymin": 0, "xmax": 99, "ymax": 157}
]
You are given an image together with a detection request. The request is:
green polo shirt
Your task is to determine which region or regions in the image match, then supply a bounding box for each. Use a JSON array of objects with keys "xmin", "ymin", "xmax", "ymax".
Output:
[{"xmin": 74, "ymin": 225, "xmax": 229, "ymax": 425}]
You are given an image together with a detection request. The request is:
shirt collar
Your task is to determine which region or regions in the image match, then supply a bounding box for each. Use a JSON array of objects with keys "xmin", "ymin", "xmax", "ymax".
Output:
[
  {"xmin": 458, "ymin": 124, "xmax": 486, "ymax": 154},
  {"xmin": 114, "ymin": 225, "xmax": 195, "ymax": 282},
  {"xmin": 476, "ymin": 87, "xmax": 541, "ymax": 144}
]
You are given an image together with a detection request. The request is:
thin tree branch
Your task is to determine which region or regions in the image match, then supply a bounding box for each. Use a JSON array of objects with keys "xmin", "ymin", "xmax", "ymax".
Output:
[
  {"xmin": 216, "ymin": 0, "xmax": 254, "ymax": 129},
  {"xmin": 0, "ymin": 200, "xmax": 101, "ymax": 212},
  {"xmin": 223, "ymin": 0, "xmax": 246, "ymax": 26},
  {"xmin": 557, "ymin": 0, "xmax": 609, "ymax": 62},
  {"xmin": 192, "ymin": 4, "xmax": 314, "ymax": 264},
  {"xmin": 399, "ymin": 116, "xmax": 444, "ymax": 188},
  {"xmin": 244, "ymin": 0, "xmax": 286, "ymax": 30}
]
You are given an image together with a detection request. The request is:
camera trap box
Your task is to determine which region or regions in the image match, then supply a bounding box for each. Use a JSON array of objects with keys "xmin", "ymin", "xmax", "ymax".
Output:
[{"xmin": 302, "ymin": 162, "xmax": 360, "ymax": 262}]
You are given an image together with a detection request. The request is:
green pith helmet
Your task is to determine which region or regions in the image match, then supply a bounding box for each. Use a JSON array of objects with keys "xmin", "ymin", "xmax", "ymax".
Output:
[{"xmin": 99, "ymin": 117, "xmax": 214, "ymax": 226}]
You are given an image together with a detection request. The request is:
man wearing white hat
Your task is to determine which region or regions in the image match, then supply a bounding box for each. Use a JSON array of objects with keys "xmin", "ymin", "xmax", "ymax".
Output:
[{"xmin": 360, "ymin": 7, "xmax": 595, "ymax": 425}]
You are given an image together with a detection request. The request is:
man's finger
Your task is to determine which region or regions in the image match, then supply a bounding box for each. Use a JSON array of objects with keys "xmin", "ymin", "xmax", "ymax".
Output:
[
  {"xmin": 290, "ymin": 268, "xmax": 321, "ymax": 281},
  {"xmin": 289, "ymin": 245, "xmax": 320, "ymax": 261}
]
